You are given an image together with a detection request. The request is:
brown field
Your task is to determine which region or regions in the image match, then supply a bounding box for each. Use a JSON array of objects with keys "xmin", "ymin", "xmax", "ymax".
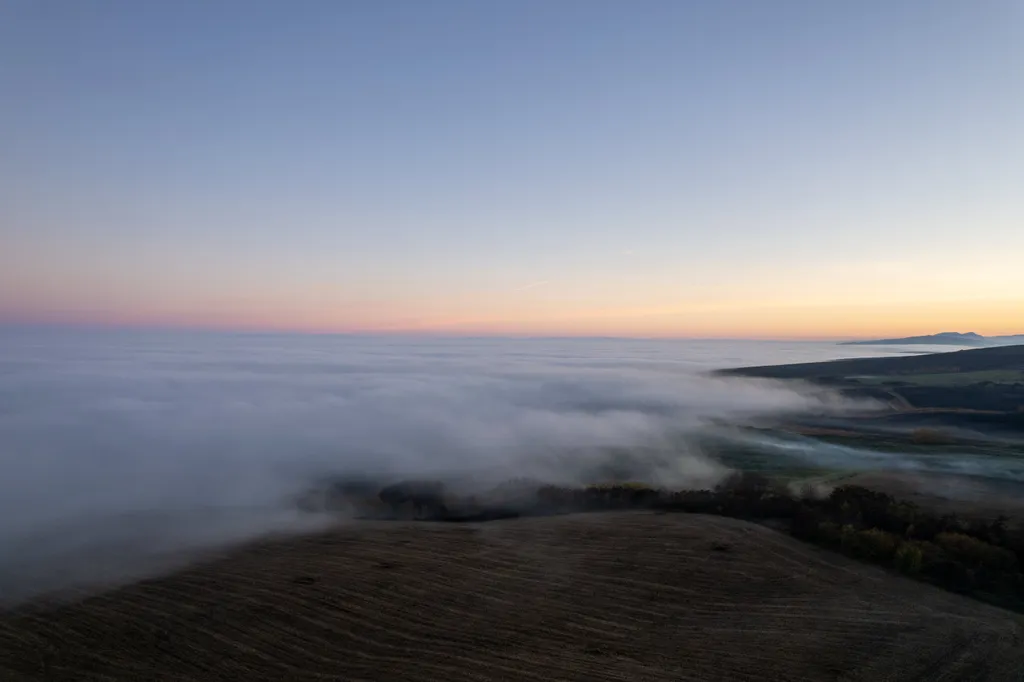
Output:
[{"xmin": 3, "ymin": 512, "xmax": 1024, "ymax": 682}]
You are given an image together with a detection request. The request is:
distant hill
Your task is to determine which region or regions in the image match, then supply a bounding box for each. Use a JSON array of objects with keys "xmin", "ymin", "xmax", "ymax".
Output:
[
  {"xmin": 841, "ymin": 332, "xmax": 986, "ymax": 346},
  {"xmin": 842, "ymin": 332, "xmax": 1024, "ymax": 347},
  {"xmin": 720, "ymin": 343, "xmax": 1024, "ymax": 380}
]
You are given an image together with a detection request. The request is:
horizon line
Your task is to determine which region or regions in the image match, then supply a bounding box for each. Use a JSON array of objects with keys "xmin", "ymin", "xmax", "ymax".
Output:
[{"xmin": 2, "ymin": 320, "xmax": 1020, "ymax": 344}]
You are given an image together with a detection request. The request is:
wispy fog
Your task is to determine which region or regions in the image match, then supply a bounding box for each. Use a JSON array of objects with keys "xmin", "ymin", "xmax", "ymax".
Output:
[
  {"xmin": 732, "ymin": 429, "xmax": 1024, "ymax": 483},
  {"xmin": 0, "ymin": 330, "xmax": 885, "ymax": 603}
]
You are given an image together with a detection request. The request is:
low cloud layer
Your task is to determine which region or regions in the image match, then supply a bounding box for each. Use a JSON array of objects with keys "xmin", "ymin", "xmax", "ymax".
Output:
[{"xmin": 0, "ymin": 330, "xmax": 872, "ymax": 603}]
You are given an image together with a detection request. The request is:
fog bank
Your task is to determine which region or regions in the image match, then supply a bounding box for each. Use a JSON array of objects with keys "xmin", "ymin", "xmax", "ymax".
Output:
[{"xmin": 0, "ymin": 330, "xmax": 880, "ymax": 603}]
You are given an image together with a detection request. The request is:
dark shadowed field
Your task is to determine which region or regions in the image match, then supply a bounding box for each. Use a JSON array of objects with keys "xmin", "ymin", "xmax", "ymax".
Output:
[
  {"xmin": 718, "ymin": 344, "xmax": 1024, "ymax": 435},
  {"xmin": 3, "ymin": 512, "xmax": 1024, "ymax": 682}
]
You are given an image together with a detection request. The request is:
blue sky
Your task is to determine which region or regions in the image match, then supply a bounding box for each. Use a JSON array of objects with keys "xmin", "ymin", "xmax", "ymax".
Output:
[{"xmin": 2, "ymin": 1, "xmax": 1022, "ymax": 337}]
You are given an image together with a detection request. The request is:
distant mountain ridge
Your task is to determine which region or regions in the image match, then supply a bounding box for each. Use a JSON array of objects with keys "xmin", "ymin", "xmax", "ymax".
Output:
[{"xmin": 841, "ymin": 332, "xmax": 1024, "ymax": 347}]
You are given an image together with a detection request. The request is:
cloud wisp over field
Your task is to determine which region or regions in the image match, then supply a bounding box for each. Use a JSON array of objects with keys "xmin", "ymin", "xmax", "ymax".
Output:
[{"xmin": 0, "ymin": 330, "xmax": 883, "ymax": 603}]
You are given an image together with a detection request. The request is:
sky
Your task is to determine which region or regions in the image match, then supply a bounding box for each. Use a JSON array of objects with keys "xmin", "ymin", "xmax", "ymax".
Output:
[{"xmin": 1, "ymin": 0, "xmax": 1022, "ymax": 339}]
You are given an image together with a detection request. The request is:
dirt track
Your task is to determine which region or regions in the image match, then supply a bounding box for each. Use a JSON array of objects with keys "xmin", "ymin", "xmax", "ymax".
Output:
[{"xmin": 2, "ymin": 512, "xmax": 1023, "ymax": 681}]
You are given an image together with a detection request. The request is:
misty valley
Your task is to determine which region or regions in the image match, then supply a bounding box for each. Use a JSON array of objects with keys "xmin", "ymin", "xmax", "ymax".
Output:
[{"xmin": 3, "ymin": 332, "xmax": 1024, "ymax": 681}]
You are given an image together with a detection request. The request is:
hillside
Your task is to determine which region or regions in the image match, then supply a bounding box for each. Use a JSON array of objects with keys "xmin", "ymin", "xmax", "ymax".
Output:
[
  {"xmin": 2, "ymin": 513, "xmax": 1024, "ymax": 682},
  {"xmin": 718, "ymin": 345, "xmax": 1024, "ymax": 435},
  {"xmin": 842, "ymin": 332, "xmax": 1024, "ymax": 347},
  {"xmin": 720, "ymin": 344, "xmax": 1024, "ymax": 380}
]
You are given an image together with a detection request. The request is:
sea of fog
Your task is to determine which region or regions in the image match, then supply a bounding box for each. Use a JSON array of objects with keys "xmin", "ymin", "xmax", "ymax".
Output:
[{"xmin": 0, "ymin": 328, "xmax": 938, "ymax": 603}]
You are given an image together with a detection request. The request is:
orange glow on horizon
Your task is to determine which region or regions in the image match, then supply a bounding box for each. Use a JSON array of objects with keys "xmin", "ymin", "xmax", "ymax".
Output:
[{"xmin": 6, "ymin": 295, "xmax": 1021, "ymax": 341}]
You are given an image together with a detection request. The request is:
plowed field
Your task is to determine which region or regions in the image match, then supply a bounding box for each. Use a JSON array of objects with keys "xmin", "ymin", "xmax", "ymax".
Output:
[{"xmin": 3, "ymin": 512, "xmax": 1023, "ymax": 681}]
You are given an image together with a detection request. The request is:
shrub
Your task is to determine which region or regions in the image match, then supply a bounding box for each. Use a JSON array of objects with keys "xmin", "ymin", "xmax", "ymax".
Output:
[
  {"xmin": 789, "ymin": 505, "xmax": 825, "ymax": 540},
  {"xmin": 967, "ymin": 516, "xmax": 1009, "ymax": 546},
  {"xmin": 894, "ymin": 542, "xmax": 924, "ymax": 574},
  {"xmin": 935, "ymin": 532, "xmax": 1018, "ymax": 572},
  {"xmin": 839, "ymin": 523, "xmax": 857, "ymax": 550},
  {"xmin": 837, "ymin": 527, "xmax": 900, "ymax": 562},
  {"xmin": 855, "ymin": 528, "xmax": 901, "ymax": 561},
  {"xmin": 814, "ymin": 520, "xmax": 843, "ymax": 546},
  {"xmin": 757, "ymin": 493, "xmax": 801, "ymax": 518}
]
